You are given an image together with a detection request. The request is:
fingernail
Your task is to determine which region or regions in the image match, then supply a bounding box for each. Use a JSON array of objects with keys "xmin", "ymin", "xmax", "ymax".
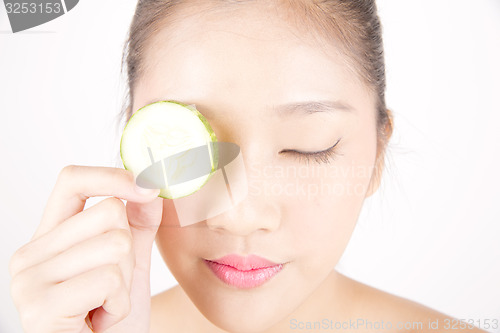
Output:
[{"xmin": 134, "ymin": 184, "xmax": 160, "ymax": 196}]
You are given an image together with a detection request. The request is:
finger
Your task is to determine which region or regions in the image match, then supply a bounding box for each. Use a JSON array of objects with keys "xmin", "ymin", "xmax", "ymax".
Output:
[
  {"xmin": 49, "ymin": 264, "xmax": 131, "ymax": 333},
  {"xmin": 35, "ymin": 165, "xmax": 160, "ymax": 241},
  {"xmin": 15, "ymin": 229, "xmax": 135, "ymax": 295},
  {"xmin": 10, "ymin": 197, "xmax": 130, "ymax": 278},
  {"xmin": 126, "ymin": 197, "xmax": 163, "ymax": 272},
  {"xmin": 107, "ymin": 198, "xmax": 163, "ymax": 329}
]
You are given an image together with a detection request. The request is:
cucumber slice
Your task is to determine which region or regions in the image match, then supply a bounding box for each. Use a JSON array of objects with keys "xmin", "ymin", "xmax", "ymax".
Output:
[{"xmin": 120, "ymin": 101, "xmax": 218, "ymax": 199}]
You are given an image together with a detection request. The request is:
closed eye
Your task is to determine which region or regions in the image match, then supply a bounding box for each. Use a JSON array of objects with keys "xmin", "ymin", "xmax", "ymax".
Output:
[{"xmin": 280, "ymin": 138, "xmax": 343, "ymax": 164}]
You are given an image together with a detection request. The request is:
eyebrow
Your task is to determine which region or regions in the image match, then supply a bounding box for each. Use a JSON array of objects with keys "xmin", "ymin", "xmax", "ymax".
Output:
[{"xmin": 273, "ymin": 100, "xmax": 354, "ymax": 117}]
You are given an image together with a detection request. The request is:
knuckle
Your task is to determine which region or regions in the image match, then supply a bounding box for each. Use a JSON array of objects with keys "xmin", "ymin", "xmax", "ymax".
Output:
[
  {"xmin": 108, "ymin": 229, "xmax": 133, "ymax": 257},
  {"xmin": 9, "ymin": 275, "xmax": 23, "ymax": 302},
  {"xmin": 103, "ymin": 265, "xmax": 124, "ymax": 289},
  {"xmin": 103, "ymin": 197, "xmax": 127, "ymax": 221},
  {"xmin": 8, "ymin": 254, "xmax": 19, "ymax": 278},
  {"xmin": 19, "ymin": 306, "xmax": 39, "ymax": 330},
  {"xmin": 9, "ymin": 247, "xmax": 28, "ymax": 278},
  {"xmin": 10, "ymin": 278, "xmax": 46, "ymax": 331},
  {"xmin": 58, "ymin": 164, "xmax": 79, "ymax": 181},
  {"xmin": 56, "ymin": 165, "xmax": 85, "ymax": 190},
  {"xmin": 10, "ymin": 273, "xmax": 32, "ymax": 305}
]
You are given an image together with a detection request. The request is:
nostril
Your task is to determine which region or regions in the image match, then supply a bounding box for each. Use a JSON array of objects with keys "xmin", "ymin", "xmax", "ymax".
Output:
[
  {"xmin": 203, "ymin": 199, "xmax": 281, "ymax": 236},
  {"xmin": 204, "ymin": 220, "xmax": 225, "ymax": 232}
]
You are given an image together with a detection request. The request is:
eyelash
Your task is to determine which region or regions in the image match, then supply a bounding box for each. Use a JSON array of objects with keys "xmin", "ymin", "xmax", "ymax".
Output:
[{"xmin": 282, "ymin": 138, "xmax": 343, "ymax": 164}]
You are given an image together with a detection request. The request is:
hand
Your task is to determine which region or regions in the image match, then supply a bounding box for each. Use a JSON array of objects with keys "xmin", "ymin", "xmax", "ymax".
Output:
[{"xmin": 9, "ymin": 165, "xmax": 163, "ymax": 333}]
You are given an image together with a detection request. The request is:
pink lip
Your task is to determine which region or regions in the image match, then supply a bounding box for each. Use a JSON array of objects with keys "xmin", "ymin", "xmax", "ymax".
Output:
[{"xmin": 204, "ymin": 254, "xmax": 284, "ymax": 289}]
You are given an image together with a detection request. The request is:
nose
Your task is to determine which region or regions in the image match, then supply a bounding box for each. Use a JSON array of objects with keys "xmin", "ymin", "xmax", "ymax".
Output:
[
  {"xmin": 204, "ymin": 140, "xmax": 281, "ymax": 236},
  {"xmin": 205, "ymin": 192, "xmax": 281, "ymax": 236},
  {"xmin": 204, "ymin": 119, "xmax": 281, "ymax": 236}
]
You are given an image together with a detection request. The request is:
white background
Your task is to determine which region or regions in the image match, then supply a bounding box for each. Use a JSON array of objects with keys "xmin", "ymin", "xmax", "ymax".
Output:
[{"xmin": 1, "ymin": 1, "xmax": 499, "ymax": 332}]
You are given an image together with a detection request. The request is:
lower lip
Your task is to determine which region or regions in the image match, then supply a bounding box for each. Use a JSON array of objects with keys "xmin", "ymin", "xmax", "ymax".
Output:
[{"xmin": 204, "ymin": 259, "xmax": 284, "ymax": 289}]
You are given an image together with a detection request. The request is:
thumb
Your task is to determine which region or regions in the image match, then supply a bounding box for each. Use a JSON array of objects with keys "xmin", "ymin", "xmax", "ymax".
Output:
[{"xmin": 127, "ymin": 195, "xmax": 163, "ymax": 272}]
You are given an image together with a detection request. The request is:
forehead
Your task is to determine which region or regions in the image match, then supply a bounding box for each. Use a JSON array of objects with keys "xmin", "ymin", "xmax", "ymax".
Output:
[{"xmin": 132, "ymin": 3, "xmax": 372, "ymax": 115}]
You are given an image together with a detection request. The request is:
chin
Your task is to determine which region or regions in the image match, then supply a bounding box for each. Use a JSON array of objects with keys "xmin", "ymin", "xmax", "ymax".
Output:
[
  {"xmin": 202, "ymin": 307, "xmax": 285, "ymax": 333},
  {"xmin": 180, "ymin": 261, "xmax": 301, "ymax": 333}
]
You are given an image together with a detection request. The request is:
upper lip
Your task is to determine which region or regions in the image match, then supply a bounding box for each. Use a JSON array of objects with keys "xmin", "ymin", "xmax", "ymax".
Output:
[{"xmin": 205, "ymin": 254, "xmax": 282, "ymax": 271}]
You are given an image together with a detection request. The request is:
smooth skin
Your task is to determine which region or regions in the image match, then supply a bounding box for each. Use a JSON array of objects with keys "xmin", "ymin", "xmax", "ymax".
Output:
[{"xmin": 9, "ymin": 2, "xmax": 487, "ymax": 333}]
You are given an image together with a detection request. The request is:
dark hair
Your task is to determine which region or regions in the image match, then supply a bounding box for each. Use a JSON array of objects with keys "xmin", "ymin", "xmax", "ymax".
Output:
[{"xmin": 120, "ymin": 0, "xmax": 393, "ymax": 148}]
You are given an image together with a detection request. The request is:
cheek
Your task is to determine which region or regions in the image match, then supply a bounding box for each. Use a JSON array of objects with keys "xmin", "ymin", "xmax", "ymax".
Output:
[
  {"xmin": 277, "ymin": 169, "xmax": 371, "ymax": 261},
  {"xmin": 277, "ymin": 132, "xmax": 377, "ymax": 269},
  {"xmin": 154, "ymin": 200, "xmax": 200, "ymax": 278}
]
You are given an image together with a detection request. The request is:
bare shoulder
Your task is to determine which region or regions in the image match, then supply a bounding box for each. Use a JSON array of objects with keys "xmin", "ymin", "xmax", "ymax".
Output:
[{"xmin": 347, "ymin": 277, "xmax": 488, "ymax": 333}]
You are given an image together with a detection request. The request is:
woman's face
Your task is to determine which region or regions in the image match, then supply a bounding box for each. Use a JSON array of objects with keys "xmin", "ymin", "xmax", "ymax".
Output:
[{"xmin": 133, "ymin": 4, "xmax": 380, "ymax": 332}]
